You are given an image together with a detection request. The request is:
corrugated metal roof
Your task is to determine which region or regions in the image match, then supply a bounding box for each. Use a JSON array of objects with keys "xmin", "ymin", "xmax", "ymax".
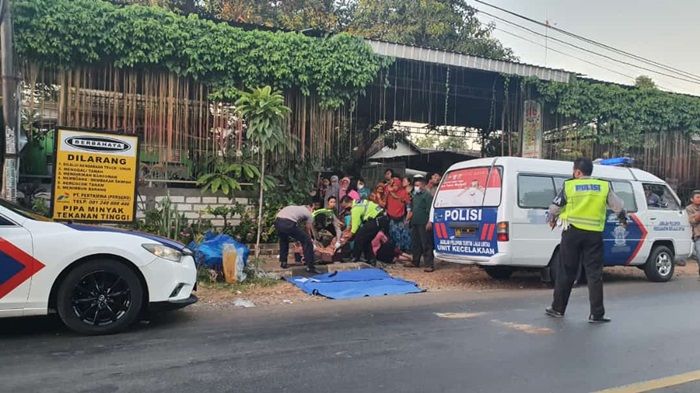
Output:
[{"xmin": 366, "ymin": 39, "xmax": 575, "ymax": 83}]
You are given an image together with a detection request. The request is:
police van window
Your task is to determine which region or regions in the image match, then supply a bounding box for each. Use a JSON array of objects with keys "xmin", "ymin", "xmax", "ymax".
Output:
[
  {"xmin": 553, "ymin": 177, "xmax": 568, "ymax": 194},
  {"xmin": 643, "ymin": 183, "xmax": 680, "ymax": 210},
  {"xmin": 518, "ymin": 175, "xmax": 556, "ymax": 209},
  {"xmin": 433, "ymin": 166, "xmax": 502, "ymax": 208},
  {"xmin": 611, "ymin": 181, "xmax": 637, "ymax": 212}
]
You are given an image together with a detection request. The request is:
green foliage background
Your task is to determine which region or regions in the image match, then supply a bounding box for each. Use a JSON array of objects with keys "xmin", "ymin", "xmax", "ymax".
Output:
[
  {"xmin": 529, "ymin": 78, "xmax": 700, "ymax": 150},
  {"xmin": 13, "ymin": 0, "xmax": 390, "ymax": 108}
]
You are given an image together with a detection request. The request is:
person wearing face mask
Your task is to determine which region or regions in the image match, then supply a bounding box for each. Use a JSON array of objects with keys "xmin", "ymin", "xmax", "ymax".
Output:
[
  {"xmin": 405, "ymin": 176, "xmax": 435, "ymax": 272},
  {"xmin": 357, "ymin": 178, "xmax": 370, "ymax": 201}
]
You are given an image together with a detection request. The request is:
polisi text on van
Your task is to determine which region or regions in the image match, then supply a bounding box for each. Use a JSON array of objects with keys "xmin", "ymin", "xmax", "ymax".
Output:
[{"xmin": 444, "ymin": 208, "xmax": 482, "ymax": 221}]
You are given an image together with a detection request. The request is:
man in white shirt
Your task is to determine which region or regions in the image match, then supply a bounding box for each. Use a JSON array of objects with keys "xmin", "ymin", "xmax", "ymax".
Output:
[{"xmin": 275, "ymin": 203, "xmax": 318, "ymax": 273}]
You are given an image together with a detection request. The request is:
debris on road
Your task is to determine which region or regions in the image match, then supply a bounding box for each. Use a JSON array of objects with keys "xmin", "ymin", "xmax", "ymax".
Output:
[
  {"xmin": 233, "ymin": 299, "xmax": 256, "ymax": 308},
  {"xmin": 435, "ymin": 312, "xmax": 485, "ymax": 319}
]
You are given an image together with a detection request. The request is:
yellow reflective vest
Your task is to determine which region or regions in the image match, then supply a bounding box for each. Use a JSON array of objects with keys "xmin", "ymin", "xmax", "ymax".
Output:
[
  {"xmin": 350, "ymin": 200, "xmax": 383, "ymax": 234},
  {"xmin": 559, "ymin": 178, "xmax": 609, "ymax": 232}
]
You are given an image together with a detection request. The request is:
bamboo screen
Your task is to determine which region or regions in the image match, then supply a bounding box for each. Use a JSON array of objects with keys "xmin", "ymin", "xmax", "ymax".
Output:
[
  {"xmin": 544, "ymin": 127, "xmax": 700, "ymax": 200},
  {"xmin": 21, "ymin": 63, "xmax": 356, "ymax": 182}
]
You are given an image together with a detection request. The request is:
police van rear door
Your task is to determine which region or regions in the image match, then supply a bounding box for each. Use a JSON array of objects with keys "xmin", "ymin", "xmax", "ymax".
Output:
[{"xmin": 432, "ymin": 164, "xmax": 502, "ymax": 259}]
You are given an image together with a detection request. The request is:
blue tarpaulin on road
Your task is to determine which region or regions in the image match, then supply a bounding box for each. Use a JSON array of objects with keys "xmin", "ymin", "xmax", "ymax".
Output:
[{"xmin": 286, "ymin": 268, "xmax": 424, "ymax": 300}]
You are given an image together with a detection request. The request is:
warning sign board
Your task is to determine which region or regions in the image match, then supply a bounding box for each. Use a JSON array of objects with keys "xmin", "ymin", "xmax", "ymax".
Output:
[{"xmin": 51, "ymin": 128, "xmax": 139, "ymax": 223}]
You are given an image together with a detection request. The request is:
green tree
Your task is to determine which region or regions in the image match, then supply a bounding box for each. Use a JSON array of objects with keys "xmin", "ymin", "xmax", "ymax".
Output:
[
  {"xmin": 347, "ymin": 0, "xmax": 515, "ymax": 60},
  {"xmin": 635, "ymin": 75, "xmax": 657, "ymax": 90},
  {"xmin": 438, "ymin": 136, "xmax": 471, "ymax": 151},
  {"xmin": 235, "ymin": 86, "xmax": 292, "ymax": 257},
  {"xmin": 413, "ymin": 134, "xmax": 439, "ymax": 149},
  {"xmin": 148, "ymin": 0, "xmax": 514, "ymax": 59},
  {"xmin": 204, "ymin": 0, "xmax": 339, "ymax": 30},
  {"xmin": 115, "ymin": 0, "xmax": 198, "ymax": 13}
]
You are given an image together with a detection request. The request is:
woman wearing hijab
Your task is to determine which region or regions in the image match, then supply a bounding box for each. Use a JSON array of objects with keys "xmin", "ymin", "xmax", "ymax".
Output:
[
  {"xmin": 326, "ymin": 175, "xmax": 340, "ymax": 209},
  {"xmin": 386, "ymin": 176, "xmax": 412, "ymax": 252},
  {"xmin": 338, "ymin": 176, "xmax": 351, "ymax": 202}
]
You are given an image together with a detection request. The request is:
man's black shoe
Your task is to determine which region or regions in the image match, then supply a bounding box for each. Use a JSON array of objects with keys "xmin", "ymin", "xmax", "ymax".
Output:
[
  {"xmin": 305, "ymin": 266, "xmax": 321, "ymax": 274},
  {"xmin": 280, "ymin": 262, "xmax": 288, "ymax": 269},
  {"xmin": 588, "ymin": 315, "xmax": 611, "ymax": 324},
  {"xmin": 545, "ymin": 307, "xmax": 564, "ymax": 318},
  {"xmin": 367, "ymin": 259, "xmax": 377, "ymax": 266}
]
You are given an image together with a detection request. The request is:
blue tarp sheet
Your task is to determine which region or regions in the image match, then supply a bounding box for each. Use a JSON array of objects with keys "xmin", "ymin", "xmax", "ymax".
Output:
[
  {"xmin": 188, "ymin": 232, "xmax": 249, "ymax": 270},
  {"xmin": 286, "ymin": 268, "xmax": 424, "ymax": 300}
]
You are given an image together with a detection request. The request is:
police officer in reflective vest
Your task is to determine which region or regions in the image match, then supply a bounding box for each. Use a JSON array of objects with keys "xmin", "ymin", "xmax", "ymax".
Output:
[
  {"xmin": 339, "ymin": 196, "xmax": 386, "ymax": 265},
  {"xmin": 546, "ymin": 158, "xmax": 626, "ymax": 323}
]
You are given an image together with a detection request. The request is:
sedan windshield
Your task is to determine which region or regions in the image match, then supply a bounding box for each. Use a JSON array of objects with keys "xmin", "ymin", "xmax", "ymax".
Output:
[{"xmin": 0, "ymin": 199, "xmax": 53, "ymax": 222}]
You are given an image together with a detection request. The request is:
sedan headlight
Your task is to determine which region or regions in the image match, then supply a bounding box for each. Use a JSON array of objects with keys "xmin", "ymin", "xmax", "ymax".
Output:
[{"xmin": 142, "ymin": 244, "xmax": 183, "ymax": 262}]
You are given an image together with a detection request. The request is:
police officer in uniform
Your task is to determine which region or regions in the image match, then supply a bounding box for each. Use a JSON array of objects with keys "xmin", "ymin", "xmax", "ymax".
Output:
[
  {"xmin": 545, "ymin": 158, "xmax": 626, "ymax": 323},
  {"xmin": 339, "ymin": 196, "xmax": 386, "ymax": 265}
]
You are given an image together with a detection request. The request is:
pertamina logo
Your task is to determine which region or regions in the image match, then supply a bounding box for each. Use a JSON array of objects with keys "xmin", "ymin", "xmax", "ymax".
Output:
[{"xmin": 65, "ymin": 136, "xmax": 131, "ymax": 153}]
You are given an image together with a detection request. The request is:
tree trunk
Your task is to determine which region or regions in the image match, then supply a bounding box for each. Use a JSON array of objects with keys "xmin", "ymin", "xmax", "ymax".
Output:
[{"xmin": 254, "ymin": 153, "xmax": 265, "ymax": 258}]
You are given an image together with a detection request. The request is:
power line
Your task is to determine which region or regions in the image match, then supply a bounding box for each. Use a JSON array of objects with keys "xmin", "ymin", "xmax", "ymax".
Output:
[
  {"xmin": 493, "ymin": 27, "xmax": 636, "ymax": 80},
  {"xmin": 490, "ymin": 25, "xmax": 676, "ymax": 92},
  {"xmin": 473, "ymin": 0, "xmax": 700, "ymax": 83},
  {"xmin": 477, "ymin": 13, "xmax": 670, "ymax": 87},
  {"xmin": 474, "ymin": 6, "xmax": 700, "ymax": 85}
]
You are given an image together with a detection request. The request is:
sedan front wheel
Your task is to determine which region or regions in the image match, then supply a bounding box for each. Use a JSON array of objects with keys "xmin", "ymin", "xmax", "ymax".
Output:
[{"xmin": 56, "ymin": 259, "xmax": 144, "ymax": 335}]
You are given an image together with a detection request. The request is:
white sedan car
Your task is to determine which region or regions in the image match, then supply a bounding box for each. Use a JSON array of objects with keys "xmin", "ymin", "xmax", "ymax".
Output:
[{"xmin": 0, "ymin": 199, "xmax": 197, "ymax": 334}]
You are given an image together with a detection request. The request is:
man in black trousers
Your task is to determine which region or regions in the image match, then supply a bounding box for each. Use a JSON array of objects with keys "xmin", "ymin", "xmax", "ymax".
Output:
[
  {"xmin": 545, "ymin": 158, "xmax": 626, "ymax": 323},
  {"xmin": 274, "ymin": 203, "xmax": 319, "ymax": 274}
]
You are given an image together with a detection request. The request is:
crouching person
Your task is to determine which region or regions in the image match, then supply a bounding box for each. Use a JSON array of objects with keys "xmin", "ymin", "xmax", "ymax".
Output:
[
  {"xmin": 274, "ymin": 203, "xmax": 319, "ymax": 274},
  {"xmin": 339, "ymin": 196, "xmax": 385, "ymax": 265}
]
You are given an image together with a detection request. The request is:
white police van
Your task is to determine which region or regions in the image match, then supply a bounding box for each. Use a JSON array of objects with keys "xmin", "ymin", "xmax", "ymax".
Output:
[
  {"xmin": 431, "ymin": 157, "xmax": 692, "ymax": 283},
  {"xmin": 0, "ymin": 199, "xmax": 197, "ymax": 334}
]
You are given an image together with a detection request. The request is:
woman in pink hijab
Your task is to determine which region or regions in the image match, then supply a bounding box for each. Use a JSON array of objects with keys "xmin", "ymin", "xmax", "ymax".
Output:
[
  {"xmin": 347, "ymin": 189, "xmax": 361, "ymax": 202},
  {"xmin": 338, "ymin": 177, "xmax": 351, "ymax": 201}
]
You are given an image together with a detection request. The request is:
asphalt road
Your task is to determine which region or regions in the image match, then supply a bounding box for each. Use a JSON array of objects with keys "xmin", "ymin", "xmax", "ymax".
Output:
[{"xmin": 3, "ymin": 277, "xmax": 700, "ymax": 393}]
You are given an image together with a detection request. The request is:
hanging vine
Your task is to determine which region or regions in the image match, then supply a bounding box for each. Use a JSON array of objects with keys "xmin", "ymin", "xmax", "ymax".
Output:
[
  {"xmin": 13, "ymin": 0, "xmax": 392, "ymax": 108},
  {"xmin": 526, "ymin": 78, "xmax": 700, "ymax": 150}
]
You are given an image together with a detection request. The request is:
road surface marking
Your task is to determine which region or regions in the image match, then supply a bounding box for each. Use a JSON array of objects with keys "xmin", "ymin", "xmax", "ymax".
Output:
[
  {"xmin": 435, "ymin": 312, "xmax": 485, "ymax": 319},
  {"xmin": 490, "ymin": 319, "xmax": 553, "ymax": 335},
  {"xmin": 595, "ymin": 370, "xmax": 700, "ymax": 393}
]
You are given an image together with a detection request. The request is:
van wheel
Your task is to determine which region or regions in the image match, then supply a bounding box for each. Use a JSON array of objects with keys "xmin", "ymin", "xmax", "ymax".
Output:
[
  {"xmin": 644, "ymin": 246, "xmax": 675, "ymax": 282},
  {"xmin": 56, "ymin": 260, "xmax": 144, "ymax": 335},
  {"xmin": 484, "ymin": 266, "xmax": 513, "ymax": 280}
]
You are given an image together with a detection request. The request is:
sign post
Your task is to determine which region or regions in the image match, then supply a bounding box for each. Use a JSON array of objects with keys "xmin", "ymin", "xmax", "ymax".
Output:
[
  {"xmin": 521, "ymin": 100, "xmax": 543, "ymax": 159},
  {"xmin": 51, "ymin": 128, "xmax": 139, "ymax": 223}
]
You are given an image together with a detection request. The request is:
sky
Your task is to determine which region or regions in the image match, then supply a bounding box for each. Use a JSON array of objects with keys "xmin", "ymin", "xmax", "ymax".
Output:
[{"xmin": 472, "ymin": 0, "xmax": 700, "ymax": 95}]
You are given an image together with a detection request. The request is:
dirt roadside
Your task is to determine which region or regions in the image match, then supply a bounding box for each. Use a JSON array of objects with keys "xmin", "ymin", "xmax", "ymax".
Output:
[{"xmin": 191, "ymin": 261, "xmax": 699, "ymax": 310}]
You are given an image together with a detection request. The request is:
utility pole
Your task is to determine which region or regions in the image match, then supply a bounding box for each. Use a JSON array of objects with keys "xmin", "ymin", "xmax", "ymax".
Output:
[{"xmin": 1, "ymin": 0, "xmax": 18, "ymax": 202}]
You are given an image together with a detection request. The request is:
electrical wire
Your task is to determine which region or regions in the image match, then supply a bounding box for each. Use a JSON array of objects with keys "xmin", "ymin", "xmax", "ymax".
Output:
[
  {"xmin": 473, "ymin": 0, "xmax": 700, "ymax": 82},
  {"xmin": 474, "ymin": 6, "xmax": 700, "ymax": 85},
  {"xmin": 493, "ymin": 27, "xmax": 635, "ymax": 81},
  {"xmin": 491, "ymin": 26, "xmax": 676, "ymax": 92}
]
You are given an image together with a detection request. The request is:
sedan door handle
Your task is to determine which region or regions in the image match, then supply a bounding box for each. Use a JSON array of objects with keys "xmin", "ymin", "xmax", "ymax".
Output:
[{"xmin": 649, "ymin": 217, "xmax": 657, "ymax": 221}]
